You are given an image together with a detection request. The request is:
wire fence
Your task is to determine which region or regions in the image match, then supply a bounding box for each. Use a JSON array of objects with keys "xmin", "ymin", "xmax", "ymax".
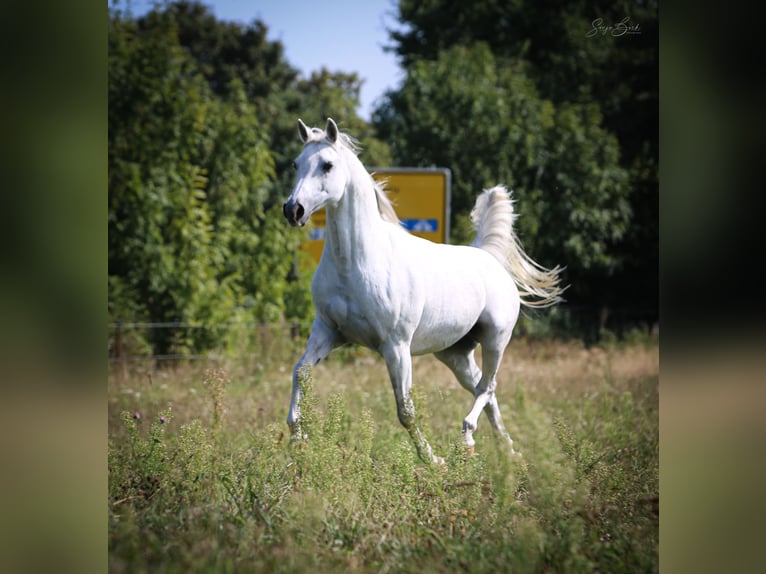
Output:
[
  {"xmin": 108, "ymin": 320, "xmax": 306, "ymax": 364},
  {"xmin": 108, "ymin": 303, "xmax": 658, "ymax": 366}
]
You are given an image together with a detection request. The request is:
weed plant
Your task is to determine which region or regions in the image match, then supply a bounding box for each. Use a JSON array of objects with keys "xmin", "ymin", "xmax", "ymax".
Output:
[{"xmin": 108, "ymin": 337, "xmax": 658, "ymax": 573}]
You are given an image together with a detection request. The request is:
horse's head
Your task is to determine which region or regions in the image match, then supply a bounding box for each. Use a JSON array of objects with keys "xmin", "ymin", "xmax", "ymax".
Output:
[{"xmin": 283, "ymin": 117, "xmax": 349, "ymax": 227}]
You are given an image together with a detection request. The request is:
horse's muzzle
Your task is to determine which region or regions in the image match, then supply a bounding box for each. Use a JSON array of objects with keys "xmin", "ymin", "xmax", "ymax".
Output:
[{"xmin": 283, "ymin": 200, "xmax": 306, "ymax": 227}]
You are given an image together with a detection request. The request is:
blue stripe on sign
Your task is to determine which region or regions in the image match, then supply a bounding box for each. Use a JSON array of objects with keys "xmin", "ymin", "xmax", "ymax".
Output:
[
  {"xmin": 401, "ymin": 218, "xmax": 438, "ymax": 232},
  {"xmin": 308, "ymin": 227, "xmax": 326, "ymax": 240}
]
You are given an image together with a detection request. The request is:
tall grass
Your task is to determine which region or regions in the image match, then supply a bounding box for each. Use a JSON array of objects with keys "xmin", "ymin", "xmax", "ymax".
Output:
[{"xmin": 108, "ymin": 334, "xmax": 658, "ymax": 573}]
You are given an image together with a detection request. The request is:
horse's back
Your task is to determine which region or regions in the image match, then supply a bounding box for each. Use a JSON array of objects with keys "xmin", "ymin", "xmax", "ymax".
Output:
[{"xmin": 395, "ymin": 231, "xmax": 515, "ymax": 295}]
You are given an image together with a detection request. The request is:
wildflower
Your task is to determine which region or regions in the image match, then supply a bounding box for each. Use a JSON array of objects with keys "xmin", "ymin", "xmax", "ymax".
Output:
[
  {"xmin": 160, "ymin": 416, "xmax": 167, "ymax": 424},
  {"xmin": 133, "ymin": 411, "xmax": 141, "ymax": 420}
]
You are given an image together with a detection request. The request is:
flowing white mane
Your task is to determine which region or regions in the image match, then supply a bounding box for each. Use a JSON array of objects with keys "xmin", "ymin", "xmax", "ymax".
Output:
[{"xmin": 301, "ymin": 125, "xmax": 401, "ymax": 226}]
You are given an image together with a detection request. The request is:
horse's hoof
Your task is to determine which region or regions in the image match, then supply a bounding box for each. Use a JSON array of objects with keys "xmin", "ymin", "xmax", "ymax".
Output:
[{"xmin": 465, "ymin": 445, "xmax": 475, "ymax": 457}]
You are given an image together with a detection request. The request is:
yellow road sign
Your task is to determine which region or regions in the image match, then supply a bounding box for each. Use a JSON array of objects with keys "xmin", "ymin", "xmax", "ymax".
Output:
[{"xmin": 301, "ymin": 168, "xmax": 451, "ymax": 263}]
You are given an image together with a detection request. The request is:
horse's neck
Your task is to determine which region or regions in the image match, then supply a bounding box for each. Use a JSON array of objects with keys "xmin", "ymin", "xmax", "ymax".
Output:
[{"xmin": 324, "ymin": 156, "xmax": 388, "ymax": 275}]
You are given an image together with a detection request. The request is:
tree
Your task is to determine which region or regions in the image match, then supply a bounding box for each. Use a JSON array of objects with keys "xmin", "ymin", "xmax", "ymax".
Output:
[
  {"xmin": 139, "ymin": 1, "xmax": 392, "ymax": 221},
  {"xmin": 389, "ymin": 0, "xmax": 658, "ymax": 134},
  {"xmin": 108, "ymin": 8, "xmax": 308, "ymax": 355},
  {"xmin": 373, "ymin": 43, "xmax": 631, "ymax": 335},
  {"xmin": 382, "ymin": 0, "xmax": 658, "ymax": 336},
  {"xmin": 137, "ymin": 0, "xmax": 298, "ymax": 104},
  {"xmin": 109, "ymin": 1, "xmax": 392, "ymax": 355}
]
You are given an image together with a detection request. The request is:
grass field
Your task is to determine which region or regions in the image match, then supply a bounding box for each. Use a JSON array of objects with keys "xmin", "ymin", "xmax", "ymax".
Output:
[{"xmin": 108, "ymin": 333, "xmax": 658, "ymax": 573}]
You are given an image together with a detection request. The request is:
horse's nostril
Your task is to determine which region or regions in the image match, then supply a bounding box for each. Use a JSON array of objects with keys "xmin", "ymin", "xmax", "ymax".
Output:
[{"xmin": 284, "ymin": 200, "xmax": 305, "ymax": 225}]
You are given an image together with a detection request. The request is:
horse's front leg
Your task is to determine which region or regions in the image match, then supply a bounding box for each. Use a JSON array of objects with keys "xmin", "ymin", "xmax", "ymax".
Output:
[
  {"xmin": 381, "ymin": 341, "xmax": 444, "ymax": 464},
  {"xmin": 288, "ymin": 317, "xmax": 341, "ymax": 441}
]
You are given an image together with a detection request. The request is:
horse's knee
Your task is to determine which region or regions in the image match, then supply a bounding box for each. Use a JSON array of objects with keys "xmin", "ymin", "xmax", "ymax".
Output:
[
  {"xmin": 292, "ymin": 361, "xmax": 312, "ymax": 382},
  {"xmin": 396, "ymin": 403, "xmax": 416, "ymax": 429}
]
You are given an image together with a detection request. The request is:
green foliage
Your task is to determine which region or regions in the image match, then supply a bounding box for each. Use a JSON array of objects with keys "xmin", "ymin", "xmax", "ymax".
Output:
[
  {"xmin": 130, "ymin": 2, "xmax": 393, "ymax": 206},
  {"xmin": 108, "ymin": 5, "xmax": 315, "ymax": 355},
  {"xmin": 390, "ymin": 0, "xmax": 657, "ymax": 113},
  {"xmin": 108, "ymin": 2, "xmax": 394, "ymax": 357},
  {"xmin": 109, "ymin": 14, "xmax": 228, "ymax": 345},
  {"xmin": 374, "ymin": 43, "xmax": 630, "ymax": 281},
  {"xmin": 530, "ymin": 102, "xmax": 630, "ymax": 273},
  {"xmin": 382, "ymin": 0, "xmax": 658, "ymax": 337}
]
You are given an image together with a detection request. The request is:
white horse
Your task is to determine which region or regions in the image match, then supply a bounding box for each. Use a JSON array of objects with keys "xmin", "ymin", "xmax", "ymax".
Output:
[{"xmin": 283, "ymin": 118, "xmax": 564, "ymax": 464}]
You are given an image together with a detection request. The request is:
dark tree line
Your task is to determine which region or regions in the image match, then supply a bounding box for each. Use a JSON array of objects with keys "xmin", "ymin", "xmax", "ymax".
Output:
[{"xmin": 378, "ymin": 0, "xmax": 658, "ymax": 341}]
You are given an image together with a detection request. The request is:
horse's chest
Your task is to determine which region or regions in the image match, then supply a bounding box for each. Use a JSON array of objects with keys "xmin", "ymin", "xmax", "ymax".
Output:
[{"xmin": 315, "ymin": 280, "xmax": 401, "ymax": 349}]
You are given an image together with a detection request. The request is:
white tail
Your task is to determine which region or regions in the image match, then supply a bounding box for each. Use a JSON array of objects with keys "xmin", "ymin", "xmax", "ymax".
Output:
[{"xmin": 470, "ymin": 186, "xmax": 566, "ymax": 308}]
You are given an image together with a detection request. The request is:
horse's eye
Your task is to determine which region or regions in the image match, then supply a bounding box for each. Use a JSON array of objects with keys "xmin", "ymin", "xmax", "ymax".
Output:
[{"xmin": 322, "ymin": 161, "xmax": 333, "ymax": 174}]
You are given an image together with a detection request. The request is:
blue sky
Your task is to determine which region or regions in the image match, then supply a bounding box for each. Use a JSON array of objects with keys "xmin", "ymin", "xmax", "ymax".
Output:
[{"xmin": 118, "ymin": 0, "xmax": 405, "ymax": 120}]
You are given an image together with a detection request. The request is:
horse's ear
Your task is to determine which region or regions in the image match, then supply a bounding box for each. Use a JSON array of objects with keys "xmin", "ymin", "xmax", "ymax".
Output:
[
  {"xmin": 325, "ymin": 118, "xmax": 339, "ymax": 144},
  {"xmin": 298, "ymin": 118, "xmax": 310, "ymax": 143}
]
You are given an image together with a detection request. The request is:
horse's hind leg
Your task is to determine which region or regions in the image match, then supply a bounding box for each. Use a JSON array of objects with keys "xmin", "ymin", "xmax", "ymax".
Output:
[
  {"xmin": 482, "ymin": 392, "xmax": 516, "ymax": 454},
  {"xmin": 462, "ymin": 343, "xmax": 505, "ymax": 451},
  {"xmin": 435, "ymin": 346, "xmax": 516, "ymax": 453}
]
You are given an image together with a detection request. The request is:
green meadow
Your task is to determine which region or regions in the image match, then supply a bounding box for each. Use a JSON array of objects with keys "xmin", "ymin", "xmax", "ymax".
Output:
[{"xmin": 108, "ymin": 334, "xmax": 658, "ymax": 573}]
